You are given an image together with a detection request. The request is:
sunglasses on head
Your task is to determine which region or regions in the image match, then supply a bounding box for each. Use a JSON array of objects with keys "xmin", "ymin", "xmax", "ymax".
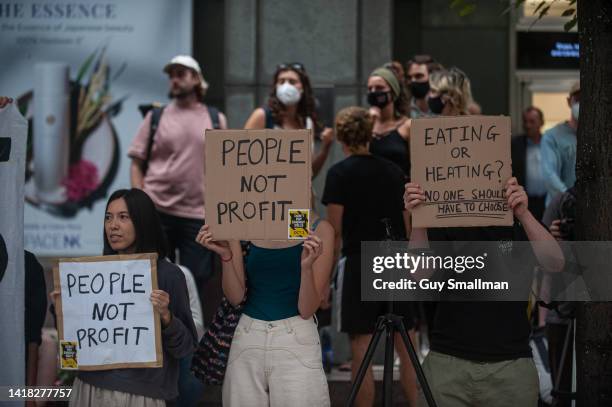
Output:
[
  {"xmin": 449, "ymin": 67, "xmax": 467, "ymax": 87},
  {"xmin": 277, "ymin": 62, "xmax": 306, "ymax": 73}
]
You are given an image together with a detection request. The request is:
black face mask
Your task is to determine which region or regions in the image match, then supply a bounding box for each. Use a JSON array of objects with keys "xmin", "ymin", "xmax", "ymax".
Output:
[
  {"xmin": 428, "ymin": 96, "xmax": 445, "ymax": 114},
  {"xmin": 367, "ymin": 91, "xmax": 392, "ymax": 108},
  {"xmin": 410, "ymin": 81, "xmax": 430, "ymax": 99}
]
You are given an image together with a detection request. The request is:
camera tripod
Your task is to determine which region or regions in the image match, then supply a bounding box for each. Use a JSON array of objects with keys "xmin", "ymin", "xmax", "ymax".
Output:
[
  {"xmin": 345, "ymin": 219, "xmax": 437, "ymax": 407},
  {"xmin": 345, "ymin": 310, "xmax": 438, "ymax": 407}
]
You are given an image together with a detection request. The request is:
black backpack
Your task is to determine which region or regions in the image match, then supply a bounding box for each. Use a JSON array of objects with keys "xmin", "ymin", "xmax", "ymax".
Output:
[{"xmin": 140, "ymin": 104, "xmax": 221, "ymax": 174}]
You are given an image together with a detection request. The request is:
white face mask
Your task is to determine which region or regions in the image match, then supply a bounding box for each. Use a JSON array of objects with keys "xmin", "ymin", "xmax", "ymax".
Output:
[
  {"xmin": 571, "ymin": 102, "xmax": 579, "ymax": 121},
  {"xmin": 276, "ymin": 83, "xmax": 301, "ymax": 106}
]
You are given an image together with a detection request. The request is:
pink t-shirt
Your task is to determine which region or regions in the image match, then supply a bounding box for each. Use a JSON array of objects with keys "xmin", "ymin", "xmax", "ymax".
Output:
[{"xmin": 128, "ymin": 101, "xmax": 221, "ymax": 219}]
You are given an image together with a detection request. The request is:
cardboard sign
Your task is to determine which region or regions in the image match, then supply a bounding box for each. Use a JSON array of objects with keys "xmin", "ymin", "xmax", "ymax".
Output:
[
  {"xmin": 204, "ymin": 129, "xmax": 312, "ymax": 240},
  {"xmin": 53, "ymin": 253, "xmax": 162, "ymax": 371},
  {"xmin": 410, "ymin": 116, "xmax": 513, "ymax": 228}
]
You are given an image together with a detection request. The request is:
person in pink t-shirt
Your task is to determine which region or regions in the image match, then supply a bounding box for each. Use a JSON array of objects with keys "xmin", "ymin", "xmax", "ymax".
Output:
[{"xmin": 128, "ymin": 55, "xmax": 227, "ymax": 309}]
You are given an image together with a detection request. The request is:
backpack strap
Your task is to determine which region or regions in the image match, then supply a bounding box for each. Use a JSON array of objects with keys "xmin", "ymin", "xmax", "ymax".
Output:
[
  {"xmin": 263, "ymin": 106, "xmax": 275, "ymax": 129},
  {"xmin": 208, "ymin": 105, "xmax": 221, "ymax": 129},
  {"xmin": 143, "ymin": 105, "xmax": 165, "ymax": 175}
]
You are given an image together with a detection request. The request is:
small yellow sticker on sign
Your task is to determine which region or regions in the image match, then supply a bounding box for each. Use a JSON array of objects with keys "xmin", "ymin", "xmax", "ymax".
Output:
[
  {"xmin": 288, "ymin": 209, "xmax": 310, "ymax": 239},
  {"xmin": 60, "ymin": 340, "xmax": 78, "ymax": 370}
]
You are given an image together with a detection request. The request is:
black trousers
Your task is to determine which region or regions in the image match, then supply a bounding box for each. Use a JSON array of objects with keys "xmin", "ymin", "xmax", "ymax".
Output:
[{"xmin": 158, "ymin": 212, "xmax": 219, "ymax": 324}]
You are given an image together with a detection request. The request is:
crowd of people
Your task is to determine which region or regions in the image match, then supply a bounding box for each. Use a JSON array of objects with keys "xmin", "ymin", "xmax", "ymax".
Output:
[{"xmin": 0, "ymin": 49, "xmax": 581, "ymax": 407}]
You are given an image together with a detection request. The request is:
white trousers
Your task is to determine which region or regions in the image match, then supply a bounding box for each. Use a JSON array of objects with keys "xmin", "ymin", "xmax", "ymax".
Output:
[{"xmin": 222, "ymin": 314, "xmax": 331, "ymax": 407}]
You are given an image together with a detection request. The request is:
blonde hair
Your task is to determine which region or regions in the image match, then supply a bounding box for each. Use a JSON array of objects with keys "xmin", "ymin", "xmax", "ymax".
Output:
[
  {"xmin": 335, "ymin": 106, "xmax": 373, "ymax": 152},
  {"xmin": 429, "ymin": 67, "xmax": 473, "ymax": 115}
]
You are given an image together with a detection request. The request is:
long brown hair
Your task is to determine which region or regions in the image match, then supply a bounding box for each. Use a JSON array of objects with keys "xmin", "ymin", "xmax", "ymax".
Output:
[
  {"xmin": 392, "ymin": 83, "xmax": 411, "ymax": 119},
  {"xmin": 267, "ymin": 66, "xmax": 320, "ymax": 131}
]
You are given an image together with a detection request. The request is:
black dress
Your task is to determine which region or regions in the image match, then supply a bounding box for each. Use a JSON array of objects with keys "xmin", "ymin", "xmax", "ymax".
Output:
[{"xmin": 369, "ymin": 129, "xmax": 410, "ymax": 179}]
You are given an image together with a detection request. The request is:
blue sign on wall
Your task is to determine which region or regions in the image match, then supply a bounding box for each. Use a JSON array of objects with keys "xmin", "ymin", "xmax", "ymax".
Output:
[{"xmin": 517, "ymin": 31, "xmax": 579, "ymax": 70}]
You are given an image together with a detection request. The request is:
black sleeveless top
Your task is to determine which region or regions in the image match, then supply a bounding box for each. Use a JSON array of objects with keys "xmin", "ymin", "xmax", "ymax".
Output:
[{"xmin": 369, "ymin": 129, "xmax": 410, "ymax": 178}]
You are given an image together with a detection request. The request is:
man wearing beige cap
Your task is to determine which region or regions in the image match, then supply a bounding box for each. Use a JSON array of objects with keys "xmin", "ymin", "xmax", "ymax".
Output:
[
  {"xmin": 541, "ymin": 81, "xmax": 580, "ymax": 205},
  {"xmin": 128, "ymin": 55, "xmax": 227, "ymax": 308}
]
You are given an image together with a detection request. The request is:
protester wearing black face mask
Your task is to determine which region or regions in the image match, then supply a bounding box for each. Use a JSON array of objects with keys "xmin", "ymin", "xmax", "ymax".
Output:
[
  {"xmin": 427, "ymin": 94, "xmax": 446, "ymax": 115},
  {"xmin": 366, "ymin": 67, "xmax": 412, "ymax": 178},
  {"xmin": 426, "ymin": 67, "xmax": 474, "ymax": 117},
  {"xmin": 405, "ymin": 55, "xmax": 443, "ymax": 118},
  {"xmin": 410, "ymin": 80, "xmax": 430, "ymax": 100},
  {"xmin": 366, "ymin": 87, "xmax": 393, "ymax": 109}
]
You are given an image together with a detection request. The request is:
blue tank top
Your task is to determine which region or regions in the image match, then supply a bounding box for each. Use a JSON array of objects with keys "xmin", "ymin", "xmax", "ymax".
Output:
[{"xmin": 242, "ymin": 219, "xmax": 321, "ymax": 321}]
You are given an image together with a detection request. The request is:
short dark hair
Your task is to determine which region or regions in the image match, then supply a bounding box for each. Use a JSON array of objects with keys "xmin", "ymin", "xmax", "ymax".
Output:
[
  {"xmin": 405, "ymin": 54, "xmax": 444, "ymax": 74},
  {"xmin": 103, "ymin": 189, "xmax": 168, "ymax": 258},
  {"xmin": 523, "ymin": 106, "xmax": 544, "ymax": 123}
]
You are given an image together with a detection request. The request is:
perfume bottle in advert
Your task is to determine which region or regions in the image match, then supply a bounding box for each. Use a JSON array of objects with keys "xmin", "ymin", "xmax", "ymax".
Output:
[{"xmin": 33, "ymin": 62, "xmax": 70, "ymax": 204}]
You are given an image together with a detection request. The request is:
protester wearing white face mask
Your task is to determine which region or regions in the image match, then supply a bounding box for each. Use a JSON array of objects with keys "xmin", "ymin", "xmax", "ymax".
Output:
[
  {"xmin": 244, "ymin": 63, "xmax": 334, "ymax": 178},
  {"xmin": 276, "ymin": 81, "xmax": 302, "ymax": 106},
  {"xmin": 540, "ymin": 81, "xmax": 580, "ymax": 205}
]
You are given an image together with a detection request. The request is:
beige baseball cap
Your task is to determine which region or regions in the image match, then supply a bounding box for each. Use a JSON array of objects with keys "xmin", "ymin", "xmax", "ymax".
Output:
[{"xmin": 163, "ymin": 55, "xmax": 209, "ymax": 91}]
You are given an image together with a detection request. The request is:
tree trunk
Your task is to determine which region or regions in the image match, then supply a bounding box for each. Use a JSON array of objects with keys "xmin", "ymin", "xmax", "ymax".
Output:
[{"xmin": 575, "ymin": 1, "xmax": 612, "ymax": 406}]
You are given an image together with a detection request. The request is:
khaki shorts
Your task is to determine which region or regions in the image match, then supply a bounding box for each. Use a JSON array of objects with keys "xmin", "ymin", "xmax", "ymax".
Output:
[
  {"xmin": 222, "ymin": 314, "xmax": 330, "ymax": 407},
  {"xmin": 419, "ymin": 351, "xmax": 539, "ymax": 407}
]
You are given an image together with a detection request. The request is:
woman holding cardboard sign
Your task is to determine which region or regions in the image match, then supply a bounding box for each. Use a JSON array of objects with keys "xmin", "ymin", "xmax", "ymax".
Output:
[
  {"xmin": 243, "ymin": 62, "xmax": 334, "ymax": 178},
  {"xmin": 50, "ymin": 189, "xmax": 197, "ymax": 406},
  {"xmin": 196, "ymin": 217, "xmax": 335, "ymax": 406}
]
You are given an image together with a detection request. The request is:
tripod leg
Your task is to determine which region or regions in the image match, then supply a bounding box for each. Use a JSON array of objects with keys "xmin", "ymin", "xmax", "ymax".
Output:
[
  {"xmin": 382, "ymin": 322, "xmax": 395, "ymax": 407},
  {"xmin": 552, "ymin": 319, "xmax": 574, "ymax": 407},
  {"xmin": 346, "ymin": 317, "xmax": 386, "ymax": 407},
  {"xmin": 396, "ymin": 320, "xmax": 438, "ymax": 407}
]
